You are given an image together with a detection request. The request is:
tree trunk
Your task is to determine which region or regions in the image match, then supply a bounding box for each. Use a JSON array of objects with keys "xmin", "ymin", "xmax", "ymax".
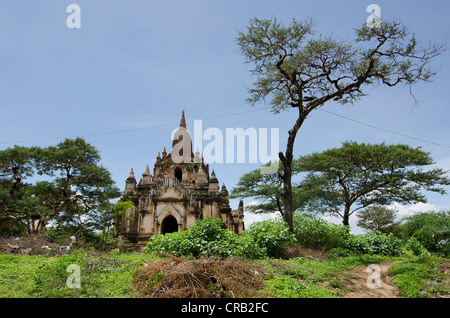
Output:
[
  {"xmin": 282, "ymin": 164, "xmax": 294, "ymax": 232},
  {"xmin": 342, "ymin": 204, "xmax": 351, "ymax": 226},
  {"xmin": 34, "ymin": 218, "xmax": 47, "ymax": 234},
  {"xmin": 280, "ymin": 110, "xmax": 306, "ymax": 233}
]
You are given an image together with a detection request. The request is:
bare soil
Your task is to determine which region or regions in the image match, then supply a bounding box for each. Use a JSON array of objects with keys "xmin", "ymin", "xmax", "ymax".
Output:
[
  {"xmin": 0, "ymin": 235, "xmax": 66, "ymax": 255},
  {"xmin": 341, "ymin": 261, "xmax": 400, "ymax": 298}
]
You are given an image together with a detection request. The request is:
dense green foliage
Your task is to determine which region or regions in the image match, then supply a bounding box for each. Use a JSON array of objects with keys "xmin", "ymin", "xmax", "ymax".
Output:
[
  {"xmin": 144, "ymin": 217, "xmax": 263, "ymax": 258},
  {"xmin": 399, "ymin": 210, "xmax": 450, "ymax": 256},
  {"xmin": 293, "ymin": 213, "xmax": 351, "ymax": 250},
  {"xmin": 144, "ymin": 211, "xmax": 446, "ymax": 260},
  {"xmin": 144, "ymin": 217, "xmax": 295, "ymax": 259},
  {"xmin": 297, "ymin": 141, "xmax": 450, "ymax": 226},
  {"xmin": 329, "ymin": 231, "xmax": 431, "ymax": 258},
  {"xmin": 0, "ymin": 138, "xmax": 120, "ymax": 238},
  {"xmin": 246, "ymin": 219, "xmax": 296, "ymax": 257},
  {"xmin": 344, "ymin": 231, "xmax": 404, "ymax": 256}
]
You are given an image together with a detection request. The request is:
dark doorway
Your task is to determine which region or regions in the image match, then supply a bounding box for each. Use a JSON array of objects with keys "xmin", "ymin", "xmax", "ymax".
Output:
[
  {"xmin": 161, "ymin": 215, "xmax": 178, "ymax": 234},
  {"xmin": 174, "ymin": 167, "xmax": 182, "ymax": 182}
]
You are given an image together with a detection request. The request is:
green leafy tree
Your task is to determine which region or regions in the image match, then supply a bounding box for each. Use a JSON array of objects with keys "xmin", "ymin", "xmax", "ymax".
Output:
[
  {"xmin": 297, "ymin": 141, "xmax": 450, "ymax": 226},
  {"xmin": 34, "ymin": 138, "xmax": 120, "ymax": 234},
  {"xmin": 356, "ymin": 205, "xmax": 398, "ymax": 232},
  {"xmin": 0, "ymin": 138, "xmax": 120, "ymax": 234},
  {"xmin": 236, "ymin": 17, "xmax": 444, "ymax": 231},
  {"xmin": 0, "ymin": 146, "xmax": 40, "ymax": 234}
]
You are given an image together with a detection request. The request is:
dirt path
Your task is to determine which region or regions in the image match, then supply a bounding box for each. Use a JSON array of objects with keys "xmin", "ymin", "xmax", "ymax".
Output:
[{"xmin": 341, "ymin": 261, "xmax": 400, "ymax": 298}]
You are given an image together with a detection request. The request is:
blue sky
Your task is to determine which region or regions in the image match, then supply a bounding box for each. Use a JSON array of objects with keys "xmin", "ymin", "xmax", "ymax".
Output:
[{"xmin": 0, "ymin": 1, "xmax": 449, "ymax": 232}]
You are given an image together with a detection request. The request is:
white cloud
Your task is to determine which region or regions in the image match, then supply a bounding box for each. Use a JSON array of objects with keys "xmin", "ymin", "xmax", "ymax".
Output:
[
  {"xmin": 243, "ymin": 212, "xmax": 280, "ymax": 228},
  {"xmin": 322, "ymin": 202, "xmax": 447, "ymax": 235},
  {"xmin": 242, "ymin": 200, "xmax": 449, "ymax": 234},
  {"xmin": 389, "ymin": 202, "xmax": 443, "ymax": 221},
  {"xmin": 243, "ymin": 201, "xmax": 280, "ymax": 228}
]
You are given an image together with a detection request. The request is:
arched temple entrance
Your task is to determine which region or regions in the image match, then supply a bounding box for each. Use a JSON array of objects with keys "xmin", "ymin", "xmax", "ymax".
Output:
[
  {"xmin": 174, "ymin": 167, "xmax": 182, "ymax": 182},
  {"xmin": 161, "ymin": 215, "xmax": 179, "ymax": 234}
]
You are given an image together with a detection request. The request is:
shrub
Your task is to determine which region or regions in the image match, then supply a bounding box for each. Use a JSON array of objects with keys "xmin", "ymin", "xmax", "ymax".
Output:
[
  {"xmin": 144, "ymin": 217, "xmax": 297, "ymax": 259},
  {"xmin": 344, "ymin": 231, "xmax": 403, "ymax": 256},
  {"xmin": 144, "ymin": 217, "xmax": 263, "ymax": 258},
  {"xmin": 400, "ymin": 237, "xmax": 431, "ymax": 257},
  {"xmin": 400, "ymin": 210, "xmax": 450, "ymax": 256},
  {"xmin": 293, "ymin": 213, "xmax": 351, "ymax": 250},
  {"xmin": 246, "ymin": 218, "xmax": 297, "ymax": 258}
]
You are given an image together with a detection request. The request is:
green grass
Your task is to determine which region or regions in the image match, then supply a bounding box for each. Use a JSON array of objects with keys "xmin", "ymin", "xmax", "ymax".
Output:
[
  {"xmin": 0, "ymin": 251, "xmax": 447, "ymax": 298},
  {"xmin": 0, "ymin": 254, "xmax": 46, "ymax": 297},
  {"xmin": 388, "ymin": 256, "xmax": 449, "ymax": 298},
  {"xmin": 263, "ymin": 275, "xmax": 337, "ymax": 298},
  {"xmin": 0, "ymin": 251, "xmax": 156, "ymax": 298},
  {"xmin": 257, "ymin": 254, "xmax": 401, "ymax": 297}
]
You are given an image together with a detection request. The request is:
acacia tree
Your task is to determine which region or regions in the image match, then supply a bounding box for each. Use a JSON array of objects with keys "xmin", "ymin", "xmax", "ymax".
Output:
[
  {"xmin": 356, "ymin": 205, "xmax": 399, "ymax": 232},
  {"xmin": 297, "ymin": 141, "xmax": 450, "ymax": 226},
  {"xmin": 236, "ymin": 18, "xmax": 444, "ymax": 232}
]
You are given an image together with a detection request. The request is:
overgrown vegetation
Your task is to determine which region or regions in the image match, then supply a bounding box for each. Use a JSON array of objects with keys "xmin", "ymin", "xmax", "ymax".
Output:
[
  {"xmin": 0, "ymin": 251, "xmax": 155, "ymax": 298},
  {"xmin": 389, "ymin": 257, "xmax": 449, "ymax": 298},
  {"xmin": 144, "ymin": 215, "xmax": 442, "ymax": 260},
  {"xmin": 1, "ymin": 241, "xmax": 448, "ymax": 298},
  {"xmin": 399, "ymin": 210, "xmax": 450, "ymax": 256},
  {"xmin": 293, "ymin": 213, "xmax": 351, "ymax": 251},
  {"xmin": 1, "ymin": 208, "xmax": 448, "ymax": 298},
  {"xmin": 144, "ymin": 217, "xmax": 263, "ymax": 258}
]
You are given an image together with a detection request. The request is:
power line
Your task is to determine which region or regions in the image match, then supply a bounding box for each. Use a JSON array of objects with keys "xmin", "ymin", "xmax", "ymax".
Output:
[
  {"xmin": 1, "ymin": 105, "xmax": 448, "ymax": 150},
  {"xmin": 318, "ymin": 108, "xmax": 450, "ymax": 150},
  {"xmin": 0, "ymin": 106, "xmax": 272, "ymax": 145}
]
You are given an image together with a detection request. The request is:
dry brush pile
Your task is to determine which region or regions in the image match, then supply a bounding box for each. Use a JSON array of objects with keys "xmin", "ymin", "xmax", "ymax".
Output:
[{"xmin": 132, "ymin": 255, "xmax": 266, "ymax": 298}]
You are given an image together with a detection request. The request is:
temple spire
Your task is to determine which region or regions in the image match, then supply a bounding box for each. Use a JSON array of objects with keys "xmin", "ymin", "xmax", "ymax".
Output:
[
  {"xmin": 142, "ymin": 164, "xmax": 152, "ymax": 184},
  {"xmin": 179, "ymin": 110, "xmax": 186, "ymax": 128},
  {"xmin": 220, "ymin": 182, "xmax": 229, "ymax": 195},
  {"xmin": 127, "ymin": 168, "xmax": 135, "ymax": 180}
]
